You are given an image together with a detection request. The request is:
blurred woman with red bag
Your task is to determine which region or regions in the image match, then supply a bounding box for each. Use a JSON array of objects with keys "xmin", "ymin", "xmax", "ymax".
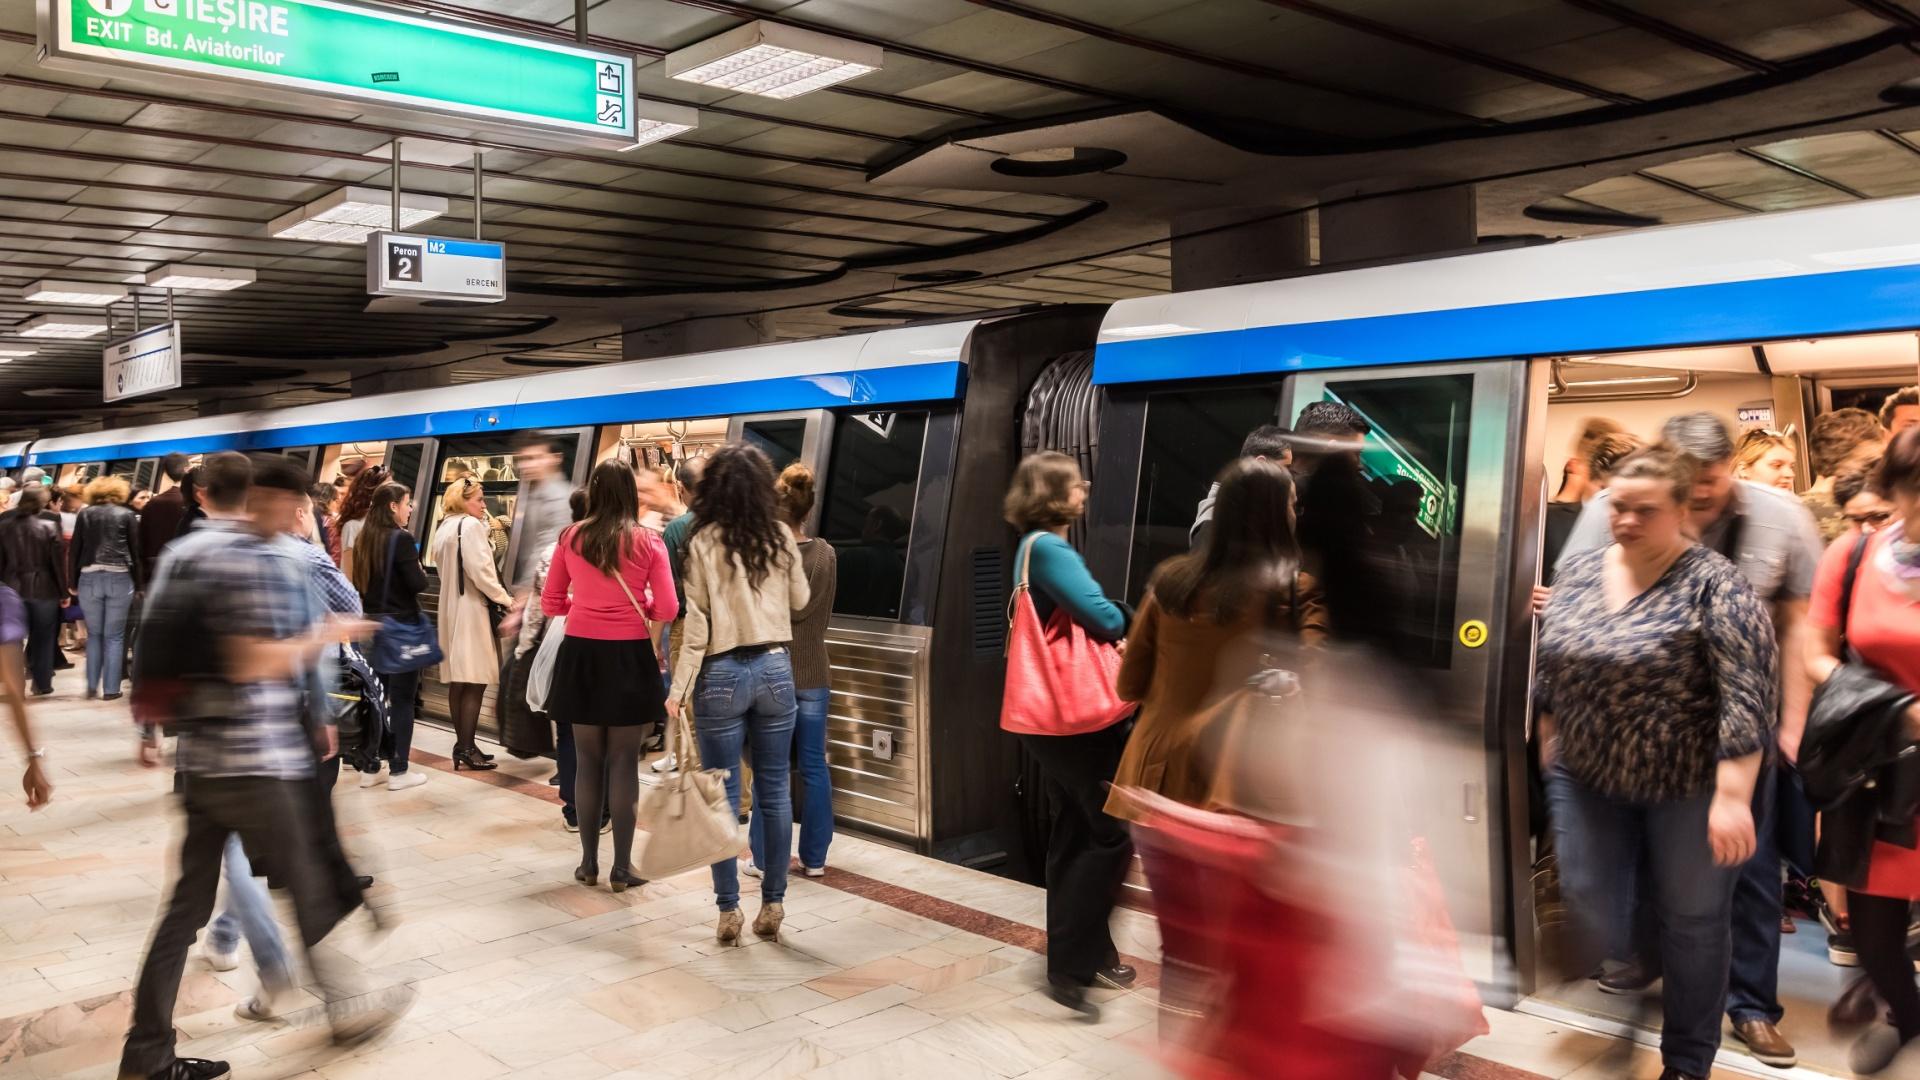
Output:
[{"xmin": 1000, "ymin": 451, "xmax": 1135, "ymax": 1019}]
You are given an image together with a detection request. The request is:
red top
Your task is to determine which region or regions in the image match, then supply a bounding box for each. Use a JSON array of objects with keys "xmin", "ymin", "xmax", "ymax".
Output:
[
  {"xmin": 1811, "ymin": 528, "xmax": 1920, "ymax": 898},
  {"xmin": 541, "ymin": 525, "xmax": 678, "ymax": 641}
]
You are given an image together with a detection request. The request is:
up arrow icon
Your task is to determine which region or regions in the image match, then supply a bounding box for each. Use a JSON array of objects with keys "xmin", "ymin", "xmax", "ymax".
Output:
[{"xmin": 597, "ymin": 62, "xmax": 622, "ymax": 94}]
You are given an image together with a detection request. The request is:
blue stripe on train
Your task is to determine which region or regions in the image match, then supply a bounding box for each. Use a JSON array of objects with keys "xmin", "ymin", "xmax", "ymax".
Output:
[
  {"xmin": 1093, "ymin": 263, "xmax": 1920, "ymax": 385},
  {"xmin": 30, "ymin": 362, "xmax": 966, "ymax": 464}
]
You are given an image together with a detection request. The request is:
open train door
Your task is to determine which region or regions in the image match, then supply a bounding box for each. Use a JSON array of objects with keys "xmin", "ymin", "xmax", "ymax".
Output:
[{"xmin": 1281, "ymin": 359, "xmax": 1533, "ymax": 994}]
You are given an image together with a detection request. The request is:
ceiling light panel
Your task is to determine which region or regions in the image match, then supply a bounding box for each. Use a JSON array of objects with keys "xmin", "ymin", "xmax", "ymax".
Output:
[
  {"xmin": 268, "ymin": 186, "xmax": 449, "ymax": 244},
  {"xmin": 0, "ymin": 348, "xmax": 36, "ymax": 358},
  {"xmin": 144, "ymin": 264, "xmax": 256, "ymax": 291},
  {"xmin": 17, "ymin": 314, "xmax": 110, "ymax": 338},
  {"xmin": 667, "ymin": 21, "xmax": 882, "ymax": 100},
  {"xmin": 23, "ymin": 279, "xmax": 127, "ymax": 305}
]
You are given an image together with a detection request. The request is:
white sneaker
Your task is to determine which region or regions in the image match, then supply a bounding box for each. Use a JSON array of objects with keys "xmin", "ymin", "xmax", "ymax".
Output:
[
  {"xmin": 358, "ymin": 768, "xmax": 385, "ymax": 788},
  {"xmin": 387, "ymin": 771, "xmax": 426, "ymax": 792},
  {"xmin": 650, "ymin": 753, "xmax": 676, "ymax": 773},
  {"xmin": 803, "ymin": 865, "xmax": 826, "ymax": 878},
  {"xmin": 741, "ymin": 860, "xmax": 762, "ymax": 879},
  {"xmin": 235, "ymin": 993, "xmax": 276, "ymax": 1021},
  {"xmin": 202, "ymin": 939, "xmax": 238, "ymax": 972}
]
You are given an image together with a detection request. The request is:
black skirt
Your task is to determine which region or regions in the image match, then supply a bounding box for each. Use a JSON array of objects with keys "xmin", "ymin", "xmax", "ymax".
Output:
[{"xmin": 545, "ymin": 635, "xmax": 667, "ymax": 728}]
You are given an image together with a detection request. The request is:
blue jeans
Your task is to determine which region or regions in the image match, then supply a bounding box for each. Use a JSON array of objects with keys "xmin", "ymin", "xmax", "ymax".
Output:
[
  {"xmin": 1548, "ymin": 768, "xmax": 1736, "ymax": 1076},
  {"xmin": 1728, "ymin": 758, "xmax": 1783, "ymax": 1026},
  {"xmin": 693, "ymin": 649, "xmax": 797, "ymax": 911},
  {"xmin": 751, "ymin": 686, "xmax": 832, "ymax": 872},
  {"xmin": 206, "ymin": 835, "xmax": 291, "ymax": 993},
  {"xmin": 78, "ymin": 570, "xmax": 134, "ymax": 696}
]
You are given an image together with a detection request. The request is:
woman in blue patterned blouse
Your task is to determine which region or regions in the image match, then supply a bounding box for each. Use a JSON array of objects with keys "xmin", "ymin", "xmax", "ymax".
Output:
[{"xmin": 1537, "ymin": 444, "xmax": 1778, "ymax": 1080}]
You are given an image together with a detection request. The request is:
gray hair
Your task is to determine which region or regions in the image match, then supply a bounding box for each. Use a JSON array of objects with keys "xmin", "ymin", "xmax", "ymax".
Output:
[
  {"xmin": 19, "ymin": 467, "xmax": 43, "ymax": 484},
  {"xmin": 1660, "ymin": 411, "xmax": 1736, "ymax": 466}
]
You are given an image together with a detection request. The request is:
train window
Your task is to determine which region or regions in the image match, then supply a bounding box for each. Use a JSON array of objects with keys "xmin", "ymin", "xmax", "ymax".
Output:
[
  {"xmin": 1126, "ymin": 384, "xmax": 1282, "ymax": 605},
  {"xmin": 740, "ymin": 418, "xmax": 807, "ymax": 473},
  {"xmin": 420, "ymin": 434, "xmax": 579, "ymax": 569},
  {"xmin": 820, "ymin": 410, "xmax": 928, "ymax": 620},
  {"xmin": 387, "ymin": 443, "xmax": 424, "ymax": 496},
  {"xmin": 1310, "ymin": 373, "xmax": 1472, "ymax": 669}
]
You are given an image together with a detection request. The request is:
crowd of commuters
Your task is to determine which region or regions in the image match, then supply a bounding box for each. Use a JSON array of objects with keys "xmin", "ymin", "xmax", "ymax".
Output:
[{"xmin": 2, "ymin": 377, "xmax": 1916, "ymax": 1080}]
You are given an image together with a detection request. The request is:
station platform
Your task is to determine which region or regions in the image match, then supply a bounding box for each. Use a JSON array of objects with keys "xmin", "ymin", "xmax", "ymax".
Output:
[{"xmin": 0, "ymin": 682, "xmax": 1750, "ymax": 1080}]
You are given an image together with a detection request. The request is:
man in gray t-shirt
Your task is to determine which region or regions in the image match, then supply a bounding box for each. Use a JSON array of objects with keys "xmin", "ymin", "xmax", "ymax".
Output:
[
  {"xmin": 1551, "ymin": 412, "xmax": 1822, "ymax": 1068},
  {"xmin": 509, "ymin": 435, "xmax": 571, "ymax": 593}
]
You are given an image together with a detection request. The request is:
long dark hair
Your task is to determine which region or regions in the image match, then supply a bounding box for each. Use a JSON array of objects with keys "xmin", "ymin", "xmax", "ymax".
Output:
[
  {"xmin": 572, "ymin": 459, "xmax": 641, "ymax": 576},
  {"xmin": 337, "ymin": 465, "xmax": 387, "ymax": 528},
  {"xmin": 691, "ymin": 444, "xmax": 786, "ymax": 588},
  {"xmin": 350, "ymin": 482, "xmax": 412, "ymax": 596},
  {"xmin": 1152, "ymin": 456, "xmax": 1301, "ymax": 624}
]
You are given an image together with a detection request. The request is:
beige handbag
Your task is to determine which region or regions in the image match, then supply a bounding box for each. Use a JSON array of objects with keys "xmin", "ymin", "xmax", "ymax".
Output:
[
  {"xmin": 636, "ymin": 700, "xmax": 742, "ymax": 880},
  {"xmin": 613, "ymin": 564, "xmax": 741, "ymax": 880}
]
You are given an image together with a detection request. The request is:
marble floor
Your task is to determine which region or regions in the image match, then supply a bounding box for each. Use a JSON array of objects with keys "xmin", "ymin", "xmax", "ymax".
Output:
[{"xmin": 0, "ymin": 664, "xmax": 1805, "ymax": 1080}]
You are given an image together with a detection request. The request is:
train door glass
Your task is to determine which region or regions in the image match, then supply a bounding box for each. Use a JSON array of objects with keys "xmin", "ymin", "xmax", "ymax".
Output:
[
  {"xmin": 421, "ymin": 434, "xmax": 582, "ymax": 569},
  {"xmin": 1125, "ymin": 384, "xmax": 1281, "ymax": 605},
  {"xmin": 385, "ymin": 439, "xmax": 432, "ymax": 535},
  {"xmin": 727, "ymin": 410, "xmax": 831, "ymax": 480},
  {"xmin": 741, "ymin": 419, "xmax": 806, "ymax": 471},
  {"xmin": 820, "ymin": 410, "xmax": 928, "ymax": 620},
  {"xmin": 1285, "ymin": 361, "xmax": 1525, "ymax": 986},
  {"xmin": 132, "ymin": 458, "xmax": 157, "ymax": 491}
]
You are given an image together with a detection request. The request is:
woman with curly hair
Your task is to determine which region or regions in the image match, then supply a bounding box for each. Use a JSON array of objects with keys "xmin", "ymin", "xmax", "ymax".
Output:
[
  {"xmin": 667, "ymin": 443, "xmax": 808, "ymax": 945},
  {"xmin": 332, "ymin": 465, "xmax": 387, "ymax": 574}
]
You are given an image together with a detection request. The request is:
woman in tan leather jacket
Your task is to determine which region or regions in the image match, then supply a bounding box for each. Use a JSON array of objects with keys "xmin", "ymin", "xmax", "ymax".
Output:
[{"xmin": 1109, "ymin": 456, "xmax": 1327, "ymax": 820}]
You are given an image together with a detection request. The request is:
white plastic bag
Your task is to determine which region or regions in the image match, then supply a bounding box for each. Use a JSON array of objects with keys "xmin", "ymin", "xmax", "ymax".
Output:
[{"xmin": 526, "ymin": 615, "xmax": 565, "ymax": 713}]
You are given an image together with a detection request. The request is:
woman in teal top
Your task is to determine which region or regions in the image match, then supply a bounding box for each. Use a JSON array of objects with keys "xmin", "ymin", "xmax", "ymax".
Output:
[{"xmin": 1002, "ymin": 451, "xmax": 1135, "ymax": 1021}]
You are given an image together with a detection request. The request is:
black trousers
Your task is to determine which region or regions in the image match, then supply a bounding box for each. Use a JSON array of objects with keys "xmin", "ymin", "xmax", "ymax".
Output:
[
  {"xmin": 1019, "ymin": 724, "xmax": 1134, "ymax": 985},
  {"xmin": 22, "ymin": 598, "xmax": 56, "ymax": 694},
  {"xmin": 121, "ymin": 774, "xmax": 354, "ymax": 1077}
]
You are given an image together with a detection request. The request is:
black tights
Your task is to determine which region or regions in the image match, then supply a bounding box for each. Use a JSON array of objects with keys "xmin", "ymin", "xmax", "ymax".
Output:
[
  {"xmin": 1850, "ymin": 890, "xmax": 1920, "ymax": 1042},
  {"xmin": 574, "ymin": 724, "xmax": 646, "ymax": 873},
  {"xmin": 447, "ymin": 682, "xmax": 485, "ymax": 752}
]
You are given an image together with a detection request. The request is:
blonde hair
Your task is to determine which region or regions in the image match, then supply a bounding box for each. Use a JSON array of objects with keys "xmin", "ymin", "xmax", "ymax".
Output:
[
  {"xmin": 1733, "ymin": 429, "xmax": 1792, "ymax": 475},
  {"xmin": 1613, "ymin": 443, "xmax": 1699, "ymax": 505},
  {"xmin": 775, "ymin": 462, "xmax": 816, "ymax": 528},
  {"xmin": 1003, "ymin": 451, "xmax": 1083, "ymax": 533},
  {"xmin": 441, "ymin": 475, "xmax": 480, "ymax": 517},
  {"xmin": 83, "ymin": 475, "xmax": 130, "ymax": 505}
]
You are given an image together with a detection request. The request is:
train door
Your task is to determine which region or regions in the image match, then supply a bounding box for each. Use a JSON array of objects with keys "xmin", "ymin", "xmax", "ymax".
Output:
[
  {"xmin": 1279, "ymin": 361, "xmax": 1531, "ymax": 987},
  {"xmin": 384, "ymin": 439, "xmax": 433, "ymax": 535},
  {"xmin": 728, "ymin": 410, "xmax": 833, "ymax": 533}
]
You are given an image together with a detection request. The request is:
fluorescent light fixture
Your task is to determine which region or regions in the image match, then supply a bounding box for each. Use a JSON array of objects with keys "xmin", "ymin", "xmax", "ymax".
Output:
[
  {"xmin": 666, "ymin": 21, "xmax": 882, "ymax": 100},
  {"xmin": 629, "ymin": 100, "xmax": 700, "ymax": 147},
  {"xmin": 268, "ymin": 186, "xmax": 448, "ymax": 244},
  {"xmin": 1103, "ymin": 323, "xmax": 1204, "ymax": 338},
  {"xmin": 16, "ymin": 313, "xmax": 110, "ymax": 339},
  {"xmin": 22, "ymin": 279, "xmax": 127, "ymax": 305},
  {"xmin": 0, "ymin": 347, "xmax": 35, "ymax": 358},
  {"xmin": 144, "ymin": 264, "xmax": 256, "ymax": 291}
]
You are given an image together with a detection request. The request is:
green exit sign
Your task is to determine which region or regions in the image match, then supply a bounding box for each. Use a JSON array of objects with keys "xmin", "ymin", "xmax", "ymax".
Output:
[{"xmin": 37, "ymin": 0, "xmax": 645, "ymax": 149}]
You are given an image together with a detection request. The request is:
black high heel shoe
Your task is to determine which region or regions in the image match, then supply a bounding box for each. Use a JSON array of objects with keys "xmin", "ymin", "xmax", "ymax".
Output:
[
  {"xmin": 452, "ymin": 747, "xmax": 497, "ymax": 771},
  {"xmin": 575, "ymin": 864, "xmax": 598, "ymax": 886},
  {"xmin": 608, "ymin": 867, "xmax": 645, "ymax": 893}
]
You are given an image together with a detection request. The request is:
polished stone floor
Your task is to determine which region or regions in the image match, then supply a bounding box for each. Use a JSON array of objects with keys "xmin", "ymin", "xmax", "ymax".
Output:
[{"xmin": 0, "ymin": 665, "xmax": 1781, "ymax": 1080}]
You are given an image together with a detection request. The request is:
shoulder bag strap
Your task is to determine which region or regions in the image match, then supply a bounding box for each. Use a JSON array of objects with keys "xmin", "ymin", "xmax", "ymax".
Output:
[
  {"xmin": 1005, "ymin": 532, "xmax": 1042, "ymax": 630},
  {"xmin": 610, "ymin": 530, "xmax": 647, "ymax": 619},
  {"xmin": 1838, "ymin": 530, "xmax": 1871, "ymax": 658},
  {"xmin": 455, "ymin": 517, "xmax": 469, "ymax": 597}
]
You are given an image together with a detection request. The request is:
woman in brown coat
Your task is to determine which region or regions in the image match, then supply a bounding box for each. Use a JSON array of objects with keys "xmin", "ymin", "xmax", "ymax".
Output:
[{"xmin": 1109, "ymin": 455, "xmax": 1327, "ymax": 820}]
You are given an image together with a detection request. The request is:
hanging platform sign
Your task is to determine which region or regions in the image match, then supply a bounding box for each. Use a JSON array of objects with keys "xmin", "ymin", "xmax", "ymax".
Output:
[
  {"xmin": 35, "ymin": 0, "xmax": 641, "ymax": 150},
  {"xmin": 367, "ymin": 232, "xmax": 506, "ymax": 303},
  {"xmin": 103, "ymin": 322, "xmax": 182, "ymax": 403}
]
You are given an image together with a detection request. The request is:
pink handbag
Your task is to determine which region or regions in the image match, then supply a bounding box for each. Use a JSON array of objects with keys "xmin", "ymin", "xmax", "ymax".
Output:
[{"xmin": 1000, "ymin": 533, "xmax": 1131, "ymax": 737}]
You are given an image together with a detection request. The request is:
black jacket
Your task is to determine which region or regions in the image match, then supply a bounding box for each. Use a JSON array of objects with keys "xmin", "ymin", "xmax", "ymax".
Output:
[
  {"xmin": 69, "ymin": 503, "xmax": 143, "ymax": 591},
  {"xmin": 359, "ymin": 527, "xmax": 426, "ymax": 617},
  {"xmin": 0, "ymin": 509, "xmax": 66, "ymax": 601},
  {"xmin": 1803, "ymin": 663, "xmax": 1920, "ymax": 889}
]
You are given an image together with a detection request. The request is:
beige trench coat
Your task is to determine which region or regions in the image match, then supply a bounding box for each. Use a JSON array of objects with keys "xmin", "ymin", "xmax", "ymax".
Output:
[{"xmin": 433, "ymin": 514, "xmax": 514, "ymax": 685}]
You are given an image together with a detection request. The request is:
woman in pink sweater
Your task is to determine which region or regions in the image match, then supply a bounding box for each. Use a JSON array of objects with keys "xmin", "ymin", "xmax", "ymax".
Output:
[{"xmin": 542, "ymin": 459, "xmax": 678, "ymax": 891}]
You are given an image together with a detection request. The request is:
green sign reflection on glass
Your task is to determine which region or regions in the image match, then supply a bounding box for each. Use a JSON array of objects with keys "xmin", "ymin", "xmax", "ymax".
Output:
[
  {"xmin": 44, "ymin": 0, "xmax": 638, "ymax": 144},
  {"xmin": 1315, "ymin": 390, "xmax": 1457, "ymax": 538}
]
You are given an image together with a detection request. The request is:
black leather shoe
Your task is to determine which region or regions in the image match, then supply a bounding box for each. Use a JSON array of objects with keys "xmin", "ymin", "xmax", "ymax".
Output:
[
  {"xmin": 1095, "ymin": 964, "xmax": 1136, "ymax": 989},
  {"xmin": 123, "ymin": 1058, "xmax": 231, "ymax": 1080},
  {"xmin": 1044, "ymin": 980, "xmax": 1101, "ymax": 1022},
  {"xmin": 356, "ymin": 875, "xmax": 374, "ymax": 890},
  {"xmin": 1598, "ymin": 960, "xmax": 1659, "ymax": 994}
]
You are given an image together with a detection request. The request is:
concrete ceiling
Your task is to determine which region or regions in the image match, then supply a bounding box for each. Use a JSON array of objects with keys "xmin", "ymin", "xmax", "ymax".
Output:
[{"xmin": 0, "ymin": 0, "xmax": 1917, "ymax": 435}]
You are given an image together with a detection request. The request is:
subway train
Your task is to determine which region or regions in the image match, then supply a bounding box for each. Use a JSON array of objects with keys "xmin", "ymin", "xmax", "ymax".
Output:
[{"xmin": 19, "ymin": 194, "xmax": 1920, "ymax": 1016}]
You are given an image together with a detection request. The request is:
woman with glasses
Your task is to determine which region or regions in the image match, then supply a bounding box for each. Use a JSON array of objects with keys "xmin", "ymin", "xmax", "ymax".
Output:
[{"xmin": 432, "ymin": 476, "xmax": 512, "ymax": 770}]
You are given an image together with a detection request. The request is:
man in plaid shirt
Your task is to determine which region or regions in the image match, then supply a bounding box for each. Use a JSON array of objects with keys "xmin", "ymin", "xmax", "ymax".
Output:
[{"xmin": 121, "ymin": 454, "xmax": 402, "ymax": 1080}]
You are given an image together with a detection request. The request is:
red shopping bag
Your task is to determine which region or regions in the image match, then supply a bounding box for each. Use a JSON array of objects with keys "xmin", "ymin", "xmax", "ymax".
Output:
[{"xmin": 999, "ymin": 533, "xmax": 1130, "ymax": 737}]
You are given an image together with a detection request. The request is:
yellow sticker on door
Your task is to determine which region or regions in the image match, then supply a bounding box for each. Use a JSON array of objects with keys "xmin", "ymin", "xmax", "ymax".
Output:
[{"xmin": 1458, "ymin": 620, "xmax": 1489, "ymax": 649}]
